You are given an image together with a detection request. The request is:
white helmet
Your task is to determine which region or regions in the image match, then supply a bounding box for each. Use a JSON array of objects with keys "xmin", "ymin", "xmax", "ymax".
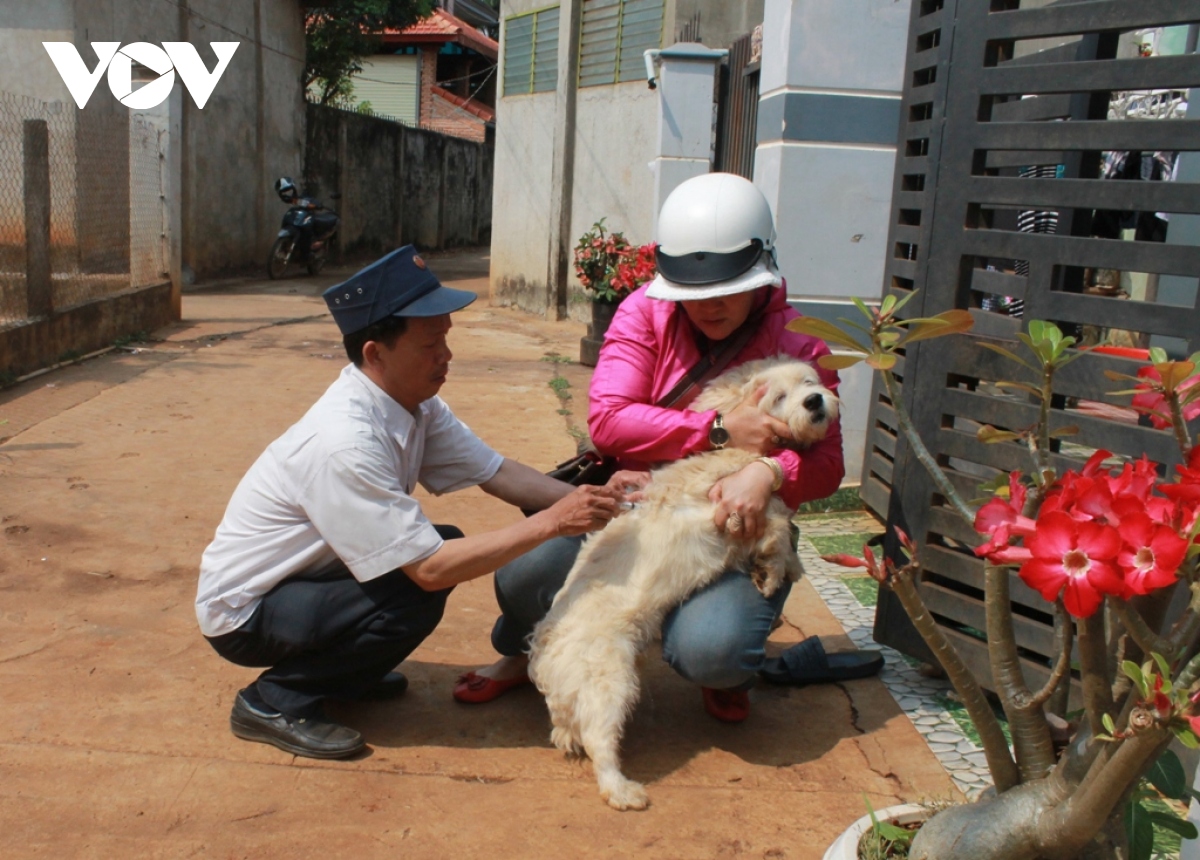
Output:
[{"xmin": 647, "ymin": 172, "xmax": 781, "ymax": 301}]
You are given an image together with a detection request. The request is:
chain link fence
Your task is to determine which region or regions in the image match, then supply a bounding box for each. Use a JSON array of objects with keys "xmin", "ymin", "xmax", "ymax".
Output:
[{"xmin": 0, "ymin": 90, "xmax": 168, "ymax": 332}]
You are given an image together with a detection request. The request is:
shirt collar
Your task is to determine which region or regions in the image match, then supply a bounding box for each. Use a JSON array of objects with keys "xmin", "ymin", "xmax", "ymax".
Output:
[{"xmin": 344, "ymin": 364, "xmax": 421, "ymax": 436}]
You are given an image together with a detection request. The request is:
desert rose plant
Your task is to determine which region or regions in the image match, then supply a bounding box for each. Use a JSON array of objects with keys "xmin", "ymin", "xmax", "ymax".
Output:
[
  {"xmin": 573, "ymin": 219, "xmax": 656, "ymax": 303},
  {"xmin": 791, "ymin": 297, "xmax": 1200, "ymax": 860}
]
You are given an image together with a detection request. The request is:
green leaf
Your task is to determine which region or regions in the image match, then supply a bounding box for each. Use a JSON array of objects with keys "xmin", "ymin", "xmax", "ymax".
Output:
[
  {"xmin": 1123, "ymin": 660, "xmax": 1149, "ymax": 698},
  {"xmin": 1150, "ymin": 347, "xmax": 1169, "ymax": 364},
  {"xmin": 836, "ymin": 317, "xmax": 875, "ymax": 336},
  {"xmin": 995, "ymin": 381, "xmax": 1044, "ymax": 399},
  {"xmin": 901, "ymin": 309, "xmax": 974, "ymax": 345},
  {"xmin": 1151, "ymin": 652, "xmax": 1172, "ymax": 685},
  {"xmin": 881, "ymin": 293, "xmax": 897, "ymax": 316},
  {"xmin": 1172, "ymin": 725, "xmax": 1200, "ymax": 749},
  {"xmin": 1149, "ymin": 811, "xmax": 1198, "ymax": 840},
  {"xmin": 892, "ymin": 290, "xmax": 918, "ymax": 315},
  {"xmin": 1159, "ymin": 361, "xmax": 1196, "ymax": 392},
  {"xmin": 1147, "ymin": 749, "xmax": 1187, "ymax": 800},
  {"xmin": 1103, "ymin": 369, "xmax": 1143, "ymax": 382},
  {"xmin": 1028, "ymin": 320, "xmax": 1047, "ymax": 343},
  {"xmin": 851, "ymin": 296, "xmax": 873, "ymax": 320},
  {"xmin": 865, "ymin": 352, "xmax": 899, "ymax": 371},
  {"xmin": 1127, "ymin": 801, "xmax": 1156, "ymax": 860},
  {"xmin": 1103, "ymin": 712, "xmax": 1116, "ymax": 734},
  {"xmin": 818, "ymin": 353, "xmax": 866, "ymax": 370},
  {"xmin": 786, "ymin": 317, "xmax": 869, "ymax": 352},
  {"xmin": 977, "ymin": 425, "xmax": 1020, "ymax": 444}
]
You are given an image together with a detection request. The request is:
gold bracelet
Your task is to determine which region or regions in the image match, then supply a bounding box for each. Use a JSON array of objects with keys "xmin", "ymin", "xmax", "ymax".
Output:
[{"xmin": 757, "ymin": 456, "xmax": 784, "ymax": 492}]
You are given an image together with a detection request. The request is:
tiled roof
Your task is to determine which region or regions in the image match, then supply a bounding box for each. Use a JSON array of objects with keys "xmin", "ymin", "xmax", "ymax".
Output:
[
  {"xmin": 431, "ymin": 85, "xmax": 495, "ymax": 123},
  {"xmin": 381, "ymin": 8, "xmax": 498, "ymax": 61}
]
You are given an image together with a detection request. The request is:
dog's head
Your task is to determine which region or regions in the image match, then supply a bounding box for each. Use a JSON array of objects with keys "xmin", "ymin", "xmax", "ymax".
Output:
[{"xmin": 750, "ymin": 359, "xmax": 839, "ymax": 447}]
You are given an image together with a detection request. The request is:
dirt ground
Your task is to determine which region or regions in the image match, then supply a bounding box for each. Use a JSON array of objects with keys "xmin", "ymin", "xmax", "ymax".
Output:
[{"xmin": 0, "ymin": 248, "xmax": 956, "ymax": 858}]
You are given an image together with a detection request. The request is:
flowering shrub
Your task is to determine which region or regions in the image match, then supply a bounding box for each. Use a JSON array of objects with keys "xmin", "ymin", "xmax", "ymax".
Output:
[
  {"xmin": 790, "ymin": 298, "xmax": 1200, "ymax": 859},
  {"xmin": 573, "ymin": 219, "xmax": 656, "ymax": 303}
]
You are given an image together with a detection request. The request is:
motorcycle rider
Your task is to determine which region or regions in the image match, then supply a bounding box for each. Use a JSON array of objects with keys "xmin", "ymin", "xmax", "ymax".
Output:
[{"xmin": 275, "ymin": 177, "xmax": 318, "ymax": 260}]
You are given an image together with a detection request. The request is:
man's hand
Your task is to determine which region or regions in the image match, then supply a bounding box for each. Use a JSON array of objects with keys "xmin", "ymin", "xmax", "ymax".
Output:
[
  {"xmin": 708, "ymin": 461, "xmax": 776, "ymax": 540},
  {"xmin": 542, "ymin": 484, "xmax": 623, "ymax": 536},
  {"xmin": 723, "ymin": 385, "xmax": 794, "ymax": 454}
]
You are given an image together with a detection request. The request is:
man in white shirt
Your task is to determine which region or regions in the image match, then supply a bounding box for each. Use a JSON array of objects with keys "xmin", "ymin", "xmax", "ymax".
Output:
[{"xmin": 197, "ymin": 246, "xmax": 636, "ymax": 759}]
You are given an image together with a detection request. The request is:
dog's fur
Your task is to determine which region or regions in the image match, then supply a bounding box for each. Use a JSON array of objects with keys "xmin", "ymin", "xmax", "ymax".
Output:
[{"xmin": 527, "ymin": 356, "xmax": 839, "ymax": 810}]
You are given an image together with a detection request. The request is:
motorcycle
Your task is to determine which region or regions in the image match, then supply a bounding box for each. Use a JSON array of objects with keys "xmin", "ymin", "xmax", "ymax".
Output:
[{"xmin": 267, "ymin": 177, "xmax": 340, "ymax": 279}]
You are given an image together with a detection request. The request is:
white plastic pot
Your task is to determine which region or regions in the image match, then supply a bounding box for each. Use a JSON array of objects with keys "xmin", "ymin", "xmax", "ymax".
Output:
[{"xmin": 822, "ymin": 803, "xmax": 930, "ymax": 860}]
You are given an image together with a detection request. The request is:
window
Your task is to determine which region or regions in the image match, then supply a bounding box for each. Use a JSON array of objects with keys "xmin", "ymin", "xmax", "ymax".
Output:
[
  {"xmin": 503, "ymin": 6, "xmax": 560, "ymax": 96},
  {"xmin": 579, "ymin": 0, "xmax": 663, "ymax": 88}
]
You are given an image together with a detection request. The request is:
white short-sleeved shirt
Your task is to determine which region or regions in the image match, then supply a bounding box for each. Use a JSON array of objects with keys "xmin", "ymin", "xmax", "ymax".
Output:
[{"xmin": 195, "ymin": 364, "xmax": 503, "ymax": 637}]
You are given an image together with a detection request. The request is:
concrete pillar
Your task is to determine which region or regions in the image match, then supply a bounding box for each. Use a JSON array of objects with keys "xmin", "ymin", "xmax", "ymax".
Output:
[
  {"xmin": 753, "ymin": 0, "xmax": 912, "ymax": 484},
  {"xmin": 648, "ymin": 43, "xmax": 727, "ymax": 236}
]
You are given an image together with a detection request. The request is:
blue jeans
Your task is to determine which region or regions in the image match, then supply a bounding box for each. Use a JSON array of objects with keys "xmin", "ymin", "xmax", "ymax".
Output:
[{"xmin": 491, "ymin": 535, "xmax": 791, "ymax": 691}]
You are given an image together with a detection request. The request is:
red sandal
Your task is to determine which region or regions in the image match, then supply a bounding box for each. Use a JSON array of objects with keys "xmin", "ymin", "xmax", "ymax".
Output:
[
  {"xmin": 702, "ymin": 687, "xmax": 750, "ymax": 723},
  {"xmin": 452, "ymin": 671, "xmax": 531, "ymax": 704}
]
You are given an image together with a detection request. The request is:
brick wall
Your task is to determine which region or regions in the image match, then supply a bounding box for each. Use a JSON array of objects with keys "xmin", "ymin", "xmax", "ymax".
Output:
[
  {"xmin": 415, "ymin": 48, "xmax": 489, "ymax": 144},
  {"xmin": 422, "ymin": 97, "xmax": 487, "ymax": 143}
]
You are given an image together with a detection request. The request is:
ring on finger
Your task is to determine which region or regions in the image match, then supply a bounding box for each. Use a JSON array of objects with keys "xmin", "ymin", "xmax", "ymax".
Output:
[
  {"xmin": 727, "ymin": 512, "xmax": 744, "ymax": 532},
  {"xmin": 771, "ymin": 434, "xmax": 782, "ymax": 446}
]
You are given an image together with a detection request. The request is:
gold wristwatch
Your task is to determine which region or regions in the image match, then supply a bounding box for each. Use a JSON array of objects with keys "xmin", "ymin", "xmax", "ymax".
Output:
[{"xmin": 708, "ymin": 414, "xmax": 730, "ymax": 449}]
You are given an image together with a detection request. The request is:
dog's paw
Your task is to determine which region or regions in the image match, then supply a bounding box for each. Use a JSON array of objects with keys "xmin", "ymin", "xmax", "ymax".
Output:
[{"xmin": 601, "ymin": 777, "xmax": 649, "ymax": 811}]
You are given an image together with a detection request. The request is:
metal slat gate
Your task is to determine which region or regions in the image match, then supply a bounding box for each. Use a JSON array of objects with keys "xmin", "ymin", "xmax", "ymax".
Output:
[
  {"xmin": 714, "ymin": 31, "xmax": 760, "ymax": 181},
  {"xmin": 866, "ymin": 0, "xmax": 1200, "ymax": 693}
]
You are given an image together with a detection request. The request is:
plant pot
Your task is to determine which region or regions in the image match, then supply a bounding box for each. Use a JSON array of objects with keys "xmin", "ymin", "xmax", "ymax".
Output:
[
  {"xmin": 579, "ymin": 299, "xmax": 620, "ymax": 367},
  {"xmin": 822, "ymin": 803, "xmax": 930, "ymax": 860}
]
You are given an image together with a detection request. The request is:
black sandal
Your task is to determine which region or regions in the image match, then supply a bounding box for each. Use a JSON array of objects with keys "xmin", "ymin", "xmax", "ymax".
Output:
[{"xmin": 759, "ymin": 637, "xmax": 884, "ymax": 686}]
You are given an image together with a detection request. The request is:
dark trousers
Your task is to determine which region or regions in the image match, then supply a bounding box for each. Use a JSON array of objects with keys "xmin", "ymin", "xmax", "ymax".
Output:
[{"xmin": 205, "ymin": 525, "xmax": 462, "ymax": 717}]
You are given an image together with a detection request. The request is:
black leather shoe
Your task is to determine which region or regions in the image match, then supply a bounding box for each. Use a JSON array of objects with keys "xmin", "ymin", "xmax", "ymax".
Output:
[
  {"xmin": 358, "ymin": 671, "xmax": 409, "ymax": 701},
  {"xmin": 230, "ymin": 692, "xmax": 365, "ymax": 759}
]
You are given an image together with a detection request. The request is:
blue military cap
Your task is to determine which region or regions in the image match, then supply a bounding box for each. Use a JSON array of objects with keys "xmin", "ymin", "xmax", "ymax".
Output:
[{"xmin": 322, "ymin": 245, "xmax": 476, "ymax": 336}]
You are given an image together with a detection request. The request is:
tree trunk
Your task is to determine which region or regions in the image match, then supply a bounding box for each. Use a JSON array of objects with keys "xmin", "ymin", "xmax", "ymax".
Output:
[{"xmin": 909, "ymin": 779, "xmax": 1121, "ymax": 860}]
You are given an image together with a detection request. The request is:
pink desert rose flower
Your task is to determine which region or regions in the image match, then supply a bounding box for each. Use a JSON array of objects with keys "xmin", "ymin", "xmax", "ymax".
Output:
[
  {"xmin": 1020, "ymin": 511, "xmax": 1123, "ymax": 618},
  {"xmin": 1117, "ymin": 512, "xmax": 1188, "ymax": 597}
]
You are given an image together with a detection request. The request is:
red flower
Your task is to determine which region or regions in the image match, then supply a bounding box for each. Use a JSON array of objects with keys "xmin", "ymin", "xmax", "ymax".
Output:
[
  {"xmin": 1117, "ymin": 512, "xmax": 1188, "ymax": 596},
  {"xmin": 1020, "ymin": 511, "xmax": 1123, "ymax": 617},
  {"xmin": 974, "ymin": 472, "xmax": 1036, "ymax": 561}
]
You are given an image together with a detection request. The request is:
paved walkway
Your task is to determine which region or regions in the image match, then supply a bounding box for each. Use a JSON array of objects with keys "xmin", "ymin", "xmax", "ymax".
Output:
[{"xmin": 0, "ymin": 249, "xmax": 958, "ymax": 858}]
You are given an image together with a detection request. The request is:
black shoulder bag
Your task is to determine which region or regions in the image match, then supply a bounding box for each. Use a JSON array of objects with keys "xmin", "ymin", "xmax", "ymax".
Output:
[{"xmin": 541, "ymin": 311, "xmax": 762, "ymax": 491}]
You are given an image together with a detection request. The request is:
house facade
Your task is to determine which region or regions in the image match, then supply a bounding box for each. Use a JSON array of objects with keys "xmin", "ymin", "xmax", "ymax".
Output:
[{"xmin": 347, "ymin": 8, "xmax": 498, "ymax": 144}]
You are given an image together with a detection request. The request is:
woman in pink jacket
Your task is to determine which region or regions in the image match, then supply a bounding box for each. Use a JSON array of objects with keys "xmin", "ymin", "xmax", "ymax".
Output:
[{"xmin": 456, "ymin": 174, "xmax": 879, "ymax": 721}]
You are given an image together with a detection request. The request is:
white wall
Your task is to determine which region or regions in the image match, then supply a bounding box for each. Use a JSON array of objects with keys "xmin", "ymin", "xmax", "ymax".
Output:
[
  {"xmin": 567, "ymin": 82, "xmax": 658, "ymax": 319},
  {"xmin": 490, "ymin": 87, "xmax": 557, "ymax": 314}
]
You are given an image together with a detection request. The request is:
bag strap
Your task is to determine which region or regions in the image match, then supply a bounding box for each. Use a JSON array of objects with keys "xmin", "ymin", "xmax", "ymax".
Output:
[{"xmin": 656, "ymin": 311, "xmax": 762, "ymax": 410}]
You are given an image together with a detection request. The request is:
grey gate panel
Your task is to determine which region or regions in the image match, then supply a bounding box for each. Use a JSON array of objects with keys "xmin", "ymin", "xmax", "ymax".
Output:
[{"xmin": 866, "ymin": 0, "xmax": 1200, "ymax": 691}]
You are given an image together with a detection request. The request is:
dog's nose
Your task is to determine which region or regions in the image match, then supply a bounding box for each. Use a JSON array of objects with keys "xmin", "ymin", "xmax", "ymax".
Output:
[{"xmin": 804, "ymin": 393, "xmax": 825, "ymax": 413}]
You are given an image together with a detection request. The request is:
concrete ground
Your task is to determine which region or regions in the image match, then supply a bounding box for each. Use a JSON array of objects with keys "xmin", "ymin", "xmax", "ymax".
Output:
[{"xmin": 0, "ymin": 248, "xmax": 957, "ymax": 858}]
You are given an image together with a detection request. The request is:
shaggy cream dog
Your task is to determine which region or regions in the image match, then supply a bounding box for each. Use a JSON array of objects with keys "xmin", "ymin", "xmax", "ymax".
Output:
[{"xmin": 527, "ymin": 356, "xmax": 839, "ymax": 810}]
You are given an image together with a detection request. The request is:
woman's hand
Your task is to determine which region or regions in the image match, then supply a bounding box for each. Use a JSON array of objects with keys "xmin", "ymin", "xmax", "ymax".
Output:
[
  {"xmin": 606, "ymin": 469, "xmax": 651, "ymax": 507},
  {"xmin": 709, "ymin": 460, "xmax": 776, "ymax": 540},
  {"xmin": 723, "ymin": 385, "xmax": 794, "ymax": 454}
]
